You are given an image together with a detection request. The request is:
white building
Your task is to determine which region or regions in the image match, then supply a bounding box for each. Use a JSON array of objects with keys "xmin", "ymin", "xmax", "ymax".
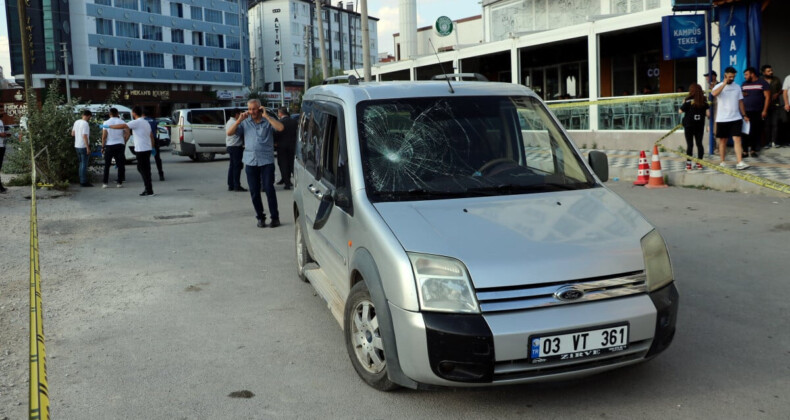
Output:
[
  {"xmin": 248, "ymin": 0, "xmax": 378, "ymax": 106},
  {"xmin": 392, "ymin": 15, "xmax": 483, "ymax": 61}
]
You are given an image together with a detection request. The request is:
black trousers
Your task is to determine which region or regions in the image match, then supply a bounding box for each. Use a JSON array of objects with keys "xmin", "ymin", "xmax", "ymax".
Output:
[
  {"xmin": 277, "ymin": 145, "xmax": 295, "ymax": 187},
  {"xmin": 765, "ymin": 106, "xmax": 781, "ymax": 146},
  {"xmin": 136, "ymin": 151, "xmax": 153, "ymax": 193},
  {"xmin": 103, "ymin": 144, "xmax": 126, "ymax": 184},
  {"xmin": 744, "ymin": 111, "xmax": 764, "ymax": 152},
  {"xmin": 153, "ymin": 140, "xmax": 163, "ymax": 176},
  {"xmin": 684, "ymin": 124, "xmax": 705, "ymax": 159},
  {"xmin": 0, "ymin": 147, "xmax": 5, "ymax": 190}
]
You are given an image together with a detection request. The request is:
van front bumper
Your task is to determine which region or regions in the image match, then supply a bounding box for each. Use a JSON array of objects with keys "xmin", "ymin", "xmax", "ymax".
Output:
[
  {"xmin": 172, "ymin": 142, "xmax": 195, "ymax": 156},
  {"xmin": 389, "ymin": 283, "xmax": 678, "ymax": 388}
]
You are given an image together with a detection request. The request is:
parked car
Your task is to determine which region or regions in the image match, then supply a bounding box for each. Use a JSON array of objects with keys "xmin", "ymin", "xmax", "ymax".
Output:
[
  {"xmin": 156, "ymin": 117, "xmax": 174, "ymax": 147},
  {"xmin": 293, "ymin": 79, "xmax": 678, "ymax": 391},
  {"xmin": 171, "ymin": 107, "xmax": 236, "ymax": 161}
]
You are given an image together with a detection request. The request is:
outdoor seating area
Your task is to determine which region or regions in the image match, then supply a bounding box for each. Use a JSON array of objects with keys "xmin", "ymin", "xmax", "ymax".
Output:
[{"xmin": 549, "ymin": 95, "xmax": 686, "ymax": 131}]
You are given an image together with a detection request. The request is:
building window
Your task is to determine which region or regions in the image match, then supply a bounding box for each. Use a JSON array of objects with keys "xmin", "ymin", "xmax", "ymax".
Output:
[
  {"xmin": 205, "ymin": 9, "xmax": 223, "ymax": 24},
  {"xmin": 193, "ymin": 56, "xmax": 204, "ymax": 71},
  {"xmin": 142, "ymin": 25, "xmax": 163, "ymax": 41},
  {"xmin": 334, "ymin": 12, "xmax": 339, "ymax": 23},
  {"xmin": 170, "ymin": 2, "xmax": 183, "ymax": 18},
  {"xmin": 118, "ymin": 50, "xmax": 141, "ymax": 66},
  {"xmin": 171, "ymin": 28, "xmax": 184, "ymax": 43},
  {"xmin": 173, "ymin": 55, "xmax": 186, "ymax": 69},
  {"xmin": 225, "ymin": 12, "xmax": 238, "ymax": 26},
  {"xmin": 97, "ymin": 48, "xmax": 114, "ymax": 65},
  {"xmin": 114, "ymin": 0, "xmax": 137, "ymax": 10},
  {"xmin": 144, "ymin": 52, "xmax": 164, "ymax": 68},
  {"xmin": 227, "ymin": 60, "xmax": 241, "ymax": 73},
  {"xmin": 115, "ymin": 21, "xmax": 139, "ymax": 38},
  {"xmin": 294, "ymin": 64, "xmax": 305, "ymax": 79},
  {"xmin": 293, "ymin": 43, "xmax": 301, "ymax": 57},
  {"xmin": 207, "ymin": 58, "xmax": 225, "ymax": 72},
  {"xmin": 95, "ymin": 0, "xmax": 111, "ymax": 6},
  {"xmin": 206, "ymin": 33, "xmax": 223, "ymax": 48},
  {"xmin": 142, "ymin": 0, "xmax": 161, "ymax": 14},
  {"xmin": 96, "ymin": 18, "xmax": 113, "ymax": 36},
  {"xmin": 225, "ymin": 36, "xmax": 240, "ymax": 49},
  {"xmin": 192, "ymin": 31, "xmax": 203, "ymax": 46},
  {"xmin": 190, "ymin": 6, "xmax": 202, "ymax": 21}
]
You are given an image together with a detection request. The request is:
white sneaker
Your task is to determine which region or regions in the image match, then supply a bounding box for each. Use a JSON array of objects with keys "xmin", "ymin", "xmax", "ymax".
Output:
[
  {"xmin": 102, "ymin": 184, "xmax": 108, "ymax": 189},
  {"xmin": 719, "ymin": 162, "xmax": 727, "ymax": 167},
  {"xmin": 736, "ymin": 161, "xmax": 750, "ymax": 170},
  {"xmin": 116, "ymin": 183, "xmax": 123, "ymax": 188}
]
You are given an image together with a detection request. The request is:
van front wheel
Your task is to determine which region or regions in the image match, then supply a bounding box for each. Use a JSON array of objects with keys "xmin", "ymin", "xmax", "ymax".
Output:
[
  {"xmin": 196, "ymin": 152, "xmax": 215, "ymax": 162},
  {"xmin": 344, "ymin": 282, "xmax": 399, "ymax": 392}
]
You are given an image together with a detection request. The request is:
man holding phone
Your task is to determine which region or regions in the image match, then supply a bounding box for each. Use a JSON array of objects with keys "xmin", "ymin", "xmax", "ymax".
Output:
[
  {"xmin": 712, "ymin": 66, "xmax": 750, "ymax": 170},
  {"xmin": 227, "ymin": 99, "xmax": 284, "ymax": 228}
]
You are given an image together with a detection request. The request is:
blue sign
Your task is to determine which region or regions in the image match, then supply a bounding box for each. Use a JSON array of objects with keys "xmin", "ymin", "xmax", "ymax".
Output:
[
  {"xmin": 661, "ymin": 15, "xmax": 706, "ymax": 61},
  {"xmin": 718, "ymin": 4, "xmax": 748, "ymax": 86}
]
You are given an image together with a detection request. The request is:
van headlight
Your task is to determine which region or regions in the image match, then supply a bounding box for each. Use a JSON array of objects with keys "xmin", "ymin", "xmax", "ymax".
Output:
[
  {"xmin": 408, "ymin": 253, "xmax": 480, "ymax": 314},
  {"xmin": 641, "ymin": 230, "xmax": 674, "ymax": 292}
]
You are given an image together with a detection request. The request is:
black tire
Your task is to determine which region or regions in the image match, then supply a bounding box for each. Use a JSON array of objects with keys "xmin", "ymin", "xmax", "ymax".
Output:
[
  {"xmin": 294, "ymin": 214, "xmax": 312, "ymax": 282},
  {"xmin": 196, "ymin": 152, "xmax": 215, "ymax": 162},
  {"xmin": 188, "ymin": 155, "xmax": 198, "ymax": 162},
  {"xmin": 344, "ymin": 282, "xmax": 399, "ymax": 392}
]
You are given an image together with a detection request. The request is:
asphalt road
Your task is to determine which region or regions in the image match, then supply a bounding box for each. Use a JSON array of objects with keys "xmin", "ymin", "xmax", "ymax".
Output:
[{"xmin": 1, "ymin": 154, "xmax": 788, "ymax": 419}]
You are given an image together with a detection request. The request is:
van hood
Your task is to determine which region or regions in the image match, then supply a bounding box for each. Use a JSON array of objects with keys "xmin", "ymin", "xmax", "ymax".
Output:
[{"xmin": 373, "ymin": 188, "xmax": 654, "ymax": 289}]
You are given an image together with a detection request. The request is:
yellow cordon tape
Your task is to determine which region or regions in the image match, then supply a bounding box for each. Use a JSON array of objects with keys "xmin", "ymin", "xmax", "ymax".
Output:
[
  {"xmin": 547, "ymin": 92, "xmax": 687, "ymax": 110},
  {"xmin": 29, "ymin": 142, "xmax": 50, "ymax": 420},
  {"xmin": 671, "ymin": 147, "xmax": 790, "ymax": 195}
]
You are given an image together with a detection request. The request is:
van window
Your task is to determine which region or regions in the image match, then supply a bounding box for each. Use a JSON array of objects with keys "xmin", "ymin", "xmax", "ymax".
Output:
[
  {"xmin": 356, "ymin": 96, "xmax": 595, "ymax": 201},
  {"xmin": 189, "ymin": 109, "xmax": 224, "ymax": 125},
  {"xmin": 301, "ymin": 106, "xmax": 326, "ymax": 177},
  {"xmin": 321, "ymin": 115, "xmax": 341, "ymax": 186}
]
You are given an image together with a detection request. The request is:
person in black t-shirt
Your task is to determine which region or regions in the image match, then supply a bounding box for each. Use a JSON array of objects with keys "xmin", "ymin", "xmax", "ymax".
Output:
[{"xmin": 679, "ymin": 83, "xmax": 710, "ymax": 170}]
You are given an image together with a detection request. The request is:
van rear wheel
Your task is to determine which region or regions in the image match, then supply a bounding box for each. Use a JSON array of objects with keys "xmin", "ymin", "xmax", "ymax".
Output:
[
  {"xmin": 294, "ymin": 215, "xmax": 312, "ymax": 282},
  {"xmin": 344, "ymin": 282, "xmax": 399, "ymax": 392},
  {"xmin": 196, "ymin": 152, "xmax": 215, "ymax": 162}
]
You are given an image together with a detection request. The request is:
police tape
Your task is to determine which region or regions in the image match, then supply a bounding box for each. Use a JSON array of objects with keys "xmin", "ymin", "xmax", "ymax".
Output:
[
  {"xmin": 671, "ymin": 147, "xmax": 790, "ymax": 195},
  {"xmin": 547, "ymin": 92, "xmax": 688, "ymax": 110},
  {"xmin": 29, "ymin": 142, "xmax": 50, "ymax": 420}
]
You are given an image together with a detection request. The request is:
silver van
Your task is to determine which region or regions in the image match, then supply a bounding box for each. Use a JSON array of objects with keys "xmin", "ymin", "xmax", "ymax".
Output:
[
  {"xmin": 171, "ymin": 107, "xmax": 235, "ymax": 161},
  {"xmin": 293, "ymin": 81, "xmax": 678, "ymax": 391}
]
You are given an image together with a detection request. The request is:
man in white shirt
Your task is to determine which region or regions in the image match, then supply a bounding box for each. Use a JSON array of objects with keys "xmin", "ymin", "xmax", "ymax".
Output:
[
  {"xmin": 225, "ymin": 109, "xmax": 246, "ymax": 191},
  {"xmin": 101, "ymin": 108, "xmax": 130, "ymax": 188},
  {"xmin": 783, "ymin": 75, "xmax": 790, "ymax": 146},
  {"xmin": 72, "ymin": 109, "xmax": 93, "ymax": 186},
  {"xmin": 0, "ymin": 111, "xmax": 10, "ymax": 193},
  {"xmin": 106, "ymin": 106, "xmax": 155, "ymax": 196},
  {"xmin": 712, "ymin": 66, "xmax": 750, "ymax": 170}
]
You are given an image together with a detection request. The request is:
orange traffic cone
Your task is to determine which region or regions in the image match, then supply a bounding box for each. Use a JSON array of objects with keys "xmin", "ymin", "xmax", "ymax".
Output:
[
  {"xmin": 633, "ymin": 150, "xmax": 650, "ymax": 186},
  {"xmin": 645, "ymin": 145, "xmax": 668, "ymax": 189}
]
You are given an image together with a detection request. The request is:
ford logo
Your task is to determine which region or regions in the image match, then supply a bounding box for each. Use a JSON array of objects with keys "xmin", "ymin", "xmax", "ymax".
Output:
[{"xmin": 554, "ymin": 286, "xmax": 585, "ymax": 302}]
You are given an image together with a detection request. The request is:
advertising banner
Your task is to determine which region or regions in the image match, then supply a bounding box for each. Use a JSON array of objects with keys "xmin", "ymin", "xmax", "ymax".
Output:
[
  {"xmin": 718, "ymin": 4, "xmax": 748, "ymax": 85},
  {"xmin": 661, "ymin": 15, "xmax": 706, "ymax": 60}
]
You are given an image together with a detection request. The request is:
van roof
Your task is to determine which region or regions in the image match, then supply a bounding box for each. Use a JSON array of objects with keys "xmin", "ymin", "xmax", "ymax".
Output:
[
  {"xmin": 303, "ymin": 81, "xmax": 536, "ymax": 104},
  {"xmin": 75, "ymin": 104, "xmax": 133, "ymax": 112}
]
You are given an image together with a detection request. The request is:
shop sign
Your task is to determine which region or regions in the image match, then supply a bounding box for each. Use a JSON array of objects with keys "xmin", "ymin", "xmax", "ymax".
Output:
[
  {"xmin": 718, "ymin": 5, "xmax": 748, "ymax": 86},
  {"xmin": 661, "ymin": 15, "xmax": 705, "ymax": 60},
  {"xmin": 3, "ymin": 103, "xmax": 28, "ymax": 118},
  {"xmin": 262, "ymin": 92, "xmax": 292, "ymax": 101},
  {"xmin": 216, "ymin": 90, "xmax": 233, "ymax": 100},
  {"xmin": 435, "ymin": 16, "xmax": 453, "ymax": 37},
  {"xmin": 128, "ymin": 90, "xmax": 170, "ymax": 100}
]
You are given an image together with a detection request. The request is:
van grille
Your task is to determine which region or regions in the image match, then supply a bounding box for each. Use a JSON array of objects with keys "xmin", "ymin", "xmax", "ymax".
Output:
[{"xmin": 475, "ymin": 271, "xmax": 646, "ymax": 313}]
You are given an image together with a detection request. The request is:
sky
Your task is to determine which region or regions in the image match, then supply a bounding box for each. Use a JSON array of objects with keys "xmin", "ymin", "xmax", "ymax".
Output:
[{"xmin": 0, "ymin": 0, "xmax": 483, "ymax": 79}]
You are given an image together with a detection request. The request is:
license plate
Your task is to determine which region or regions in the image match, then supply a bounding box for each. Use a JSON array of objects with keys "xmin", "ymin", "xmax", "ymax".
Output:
[{"xmin": 529, "ymin": 324, "xmax": 629, "ymax": 363}]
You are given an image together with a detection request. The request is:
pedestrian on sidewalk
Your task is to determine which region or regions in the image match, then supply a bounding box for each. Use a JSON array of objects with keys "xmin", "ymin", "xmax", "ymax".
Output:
[
  {"xmin": 0, "ymin": 111, "xmax": 10, "ymax": 193},
  {"xmin": 72, "ymin": 109, "xmax": 94, "ymax": 186},
  {"xmin": 275, "ymin": 107, "xmax": 297, "ymax": 190},
  {"xmin": 712, "ymin": 66, "xmax": 750, "ymax": 170},
  {"xmin": 225, "ymin": 109, "xmax": 246, "ymax": 191},
  {"xmin": 226, "ymin": 99, "xmax": 284, "ymax": 228},
  {"xmin": 762, "ymin": 65, "xmax": 783, "ymax": 149},
  {"xmin": 101, "ymin": 108, "xmax": 129, "ymax": 188},
  {"xmin": 106, "ymin": 106, "xmax": 156, "ymax": 196},
  {"xmin": 142, "ymin": 108, "xmax": 165, "ymax": 181},
  {"xmin": 741, "ymin": 67, "xmax": 770, "ymax": 157},
  {"xmin": 679, "ymin": 83, "xmax": 709, "ymax": 170}
]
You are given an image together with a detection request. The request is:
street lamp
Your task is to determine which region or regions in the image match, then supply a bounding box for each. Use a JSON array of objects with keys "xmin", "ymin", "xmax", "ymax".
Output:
[{"xmin": 274, "ymin": 18, "xmax": 285, "ymax": 108}]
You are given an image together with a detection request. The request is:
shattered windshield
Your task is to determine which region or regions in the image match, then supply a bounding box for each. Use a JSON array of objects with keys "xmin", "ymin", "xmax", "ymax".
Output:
[{"xmin": 357, "ymin": 96, "xmax": 595, "ymax": 202}]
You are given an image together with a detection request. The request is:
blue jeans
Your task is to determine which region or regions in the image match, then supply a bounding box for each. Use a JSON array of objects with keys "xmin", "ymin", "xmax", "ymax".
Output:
[
  {"xmin": 245, "ymin": 163, "xmax": 279, "ymax": 221},
  {"xmin": 227, "ymin": 146, "xmax": 244, "ymax": 189},
  {"xmin": 76, "ymin": 147, "xmax": 89, "ymax": 184}
]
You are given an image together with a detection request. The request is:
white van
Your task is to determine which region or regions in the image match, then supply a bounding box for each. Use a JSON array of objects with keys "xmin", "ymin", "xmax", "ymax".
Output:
[{"xmin": 171, "ymin": 107, "xmax": 237, "ymax": 161}]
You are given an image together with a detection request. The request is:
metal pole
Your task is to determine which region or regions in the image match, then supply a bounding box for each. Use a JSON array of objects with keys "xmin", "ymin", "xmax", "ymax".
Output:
[
  {"xmin": 706, "ymin": 9, "xmax": 715, "ymax": 156},
  {"xmin": 361, "ymin": 0, "xmax": 371, "ymax": 82},
  {"xmin": 17, "ymin": 0, "xmax": 33, "ymax": 101},
  {"xmin": 276, "ymin": 24, "xmax": 284, "ymax": 108},
  {"xmin": 304, "ymin": 25, "xmax": 310, "ymax": 92},
  {"xmin": 61, "ymin": 42, "xmax": 71, "ymax": 103},
  {"xmin": 315, "ymin": 0, "xmax": 329, "ymax": 79}
]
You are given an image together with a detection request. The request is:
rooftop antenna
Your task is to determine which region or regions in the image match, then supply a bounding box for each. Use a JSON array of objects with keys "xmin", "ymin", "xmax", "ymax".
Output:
[{"xmin": 428, "ymin": 38, "xmax": 454, "ymax": 94}]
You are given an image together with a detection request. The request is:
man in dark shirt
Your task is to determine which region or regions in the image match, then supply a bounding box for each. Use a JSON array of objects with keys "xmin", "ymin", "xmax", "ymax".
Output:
[
  {"xmin": 741, "ymin": 67, "xmax": 770, "ymax": 157},
  {"xmin": 761, "ymin": 65, "xmax": 783, "ymax": 149},
  {"xmin": 275, "ymin": 107, "xmax": 298, "ymax": 190}
]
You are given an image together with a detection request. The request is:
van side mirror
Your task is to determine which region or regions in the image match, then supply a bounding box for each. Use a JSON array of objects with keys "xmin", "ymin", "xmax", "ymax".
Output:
[
  {"xmin": 588, "ymin": 151, "xmax": 609, "ymax": 182},
  {"xmin": 313, "ymin": 193, "xmax": 334, "ymax": 230}
]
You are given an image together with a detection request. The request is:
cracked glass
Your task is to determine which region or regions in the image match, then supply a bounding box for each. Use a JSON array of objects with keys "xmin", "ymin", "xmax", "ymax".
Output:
[{"xmin": 357, "ymin": 96, "xmax": 594, "ymax": 202}]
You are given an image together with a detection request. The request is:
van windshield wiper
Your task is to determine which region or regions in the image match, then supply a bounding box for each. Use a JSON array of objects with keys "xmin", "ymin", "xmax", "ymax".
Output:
[
  {"xmin": 466, "ymin": 182, "xmax": 586, "ymax": 195},
  {"xmin": 371, "ymin": 188, "xmax": 468, "ymax": 200}
]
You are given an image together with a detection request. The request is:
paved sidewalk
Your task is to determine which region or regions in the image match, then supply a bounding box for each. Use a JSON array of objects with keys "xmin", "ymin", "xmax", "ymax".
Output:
[{"xmin": 592, "ymin": 146, "xmax": 790, "ymax": 196}]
